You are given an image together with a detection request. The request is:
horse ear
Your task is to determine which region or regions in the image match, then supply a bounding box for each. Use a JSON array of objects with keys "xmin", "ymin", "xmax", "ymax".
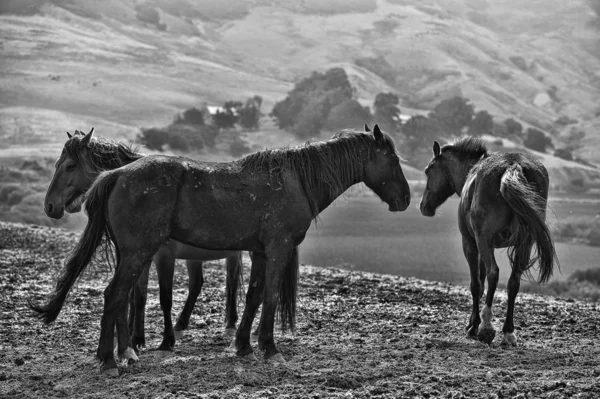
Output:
[
  {"xmin": 80, "ymin": 127, "xmax": 95, "ymax": 148},
  {"xmin": 66, "ymin": 131, "xmax": 72, "ymax": 139},
  {"xmin": 373, "ymin": 124, "xmax": 383, "ymax": 142},
  {"xmin": 364, "ymin": 123, "xmax": 371, "ymax": 132},
  {"xmin": 433, "ymin": 141, "xmax": 441, "ymax": 157}
]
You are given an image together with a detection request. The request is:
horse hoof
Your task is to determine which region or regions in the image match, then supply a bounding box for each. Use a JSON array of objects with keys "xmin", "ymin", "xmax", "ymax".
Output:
[
  {"xmin": 157, "ymin": 350, "xmax": 175, "ymax": 358},
  {"xmin": 100, "ymin": 365, "xmax": 119, "ymax": 378},
  {"xmin": 250, "ymin": 333, "xmax": 259, "ymax": 343},
  {"xmin": 225, "ymin": 327, "xmax": 237, "ymax": 338},
  {"xmin": 120, "ymin": 347, "xmax": 139, "ymax": 366},
  {"xmin": 174, "ymin": 330, "xmax": 184, "ymax": 340},
  {"xmin": 477, "ymin": 328, "xmax": 496, "ymax": 345},
  {"xmin": 500, "ymin": 333, "xmax": 517, "ymax": 348},
  {"xmin": 240, "ymin": 352, "xmax": 258, "ymax": 363},
  {"xmin": 266, "ymin": 353, "xmax": 286, "ymax": 365}
]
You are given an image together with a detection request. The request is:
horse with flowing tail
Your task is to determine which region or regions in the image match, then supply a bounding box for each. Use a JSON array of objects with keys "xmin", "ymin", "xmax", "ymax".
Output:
[
  {"xmin": 40, "ymin": 128, "xmax": 245, "ymax": 354},
  {"xmin": 31, "ymin": 124, "xmax": 411, "ymax": 376},
  {"xmin": 419, "ymin": 136, "xmax": 559, "ymax": 347}
]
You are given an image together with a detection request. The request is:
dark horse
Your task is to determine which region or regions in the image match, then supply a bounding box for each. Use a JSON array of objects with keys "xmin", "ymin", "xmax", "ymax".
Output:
[
  {"xmin": 31, "ymin": 124, "xmax": 411, "ymax": 375},
  {"xmin": 419, "ymin": 136, "xmax": 558, "ymax": 347},
  {"xmin": 42, "ymin": 128, "xmax": 244, "ymax": 354}
]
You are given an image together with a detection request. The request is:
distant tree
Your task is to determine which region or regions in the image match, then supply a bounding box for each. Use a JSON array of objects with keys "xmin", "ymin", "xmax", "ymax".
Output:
[
  {"xmin": 137, "ymin": 127, "xmax": 168, "ymax": 151},
  {"xmin": 503, "ymin": 118, "xmax": 523, "ymax": 137},
  {"xmin": 238, "ymin": 97, "xmax": 262, "ymax": 130},
  {"xmin": 429, "ymin": 96, "xmax": 474, "ymax": 136},
  {"xmin": 213, "ymin": 101, "xmax": 242, "ymax": 129},
  {"xmin": 402, "ymin": 115, "xmax": 439, "ymax": 154},
  {"xmin": 325, "ymin": 99, "xmax": 372, "ymax": 131},
  {"xmin": 467, "ymin": 110, "xmax": 494, "ymax": 136},
  {"xmin": 373, "ymin": 92, "xmax": 400, "ymax": 132},
  {"xmin": 271, "ymin": 67, "xmax": 355, "ymax": 137},
  {"xmin": 523, "ymin": 128, "xmax": 553, "ymax": 152},
  {"xmin": 173, "ymin": 107, "xmax": 205, "ymax": 126},
  {"xmin": 554, "ymin": 148, "xmax": 573, "ymax": 161}
]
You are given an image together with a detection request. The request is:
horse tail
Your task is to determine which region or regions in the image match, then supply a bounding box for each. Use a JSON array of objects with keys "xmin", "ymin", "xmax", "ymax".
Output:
[
  {"xmin": 278, "ymin": 247, "xmax": 299, "ymax": 333},
  {"xmin": 500, "ymin": 164, "xmax": 558, "ymax": 283},
  {"xmin": 29, "ymin": 169, "xmax": 121, "ymax": 324}
]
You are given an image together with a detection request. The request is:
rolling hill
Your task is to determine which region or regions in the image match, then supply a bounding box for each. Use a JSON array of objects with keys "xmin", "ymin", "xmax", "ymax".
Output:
[{"xmin": 1, "ymin": 0, "xmax": 599, "ymax": 172}]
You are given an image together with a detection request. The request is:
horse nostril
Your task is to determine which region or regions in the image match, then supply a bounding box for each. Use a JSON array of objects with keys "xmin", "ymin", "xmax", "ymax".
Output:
[
  {"xmin": 405, "ymin": 195, "xmax": 411, "ymax": 206},
  {"xmin": 47, "ymin": 203, "xmax": 54, "ymax": 214}
]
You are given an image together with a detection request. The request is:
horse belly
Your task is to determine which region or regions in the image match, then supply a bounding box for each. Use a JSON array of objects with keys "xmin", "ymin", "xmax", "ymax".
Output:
[{"xmin": 169, "ymin": 240, "xmax": 238, "ymax": 260}]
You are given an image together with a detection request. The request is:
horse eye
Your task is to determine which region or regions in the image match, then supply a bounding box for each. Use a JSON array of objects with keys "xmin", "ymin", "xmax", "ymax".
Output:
[{"xmin": 65, "ymin": 163, "xmax": 76, "ymax": 172}]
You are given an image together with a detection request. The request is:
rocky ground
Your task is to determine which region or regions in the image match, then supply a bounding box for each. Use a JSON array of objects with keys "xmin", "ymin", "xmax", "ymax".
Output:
[{"xmin": 1, "ymin": 221, "xmax": 599, "ymax": 398}]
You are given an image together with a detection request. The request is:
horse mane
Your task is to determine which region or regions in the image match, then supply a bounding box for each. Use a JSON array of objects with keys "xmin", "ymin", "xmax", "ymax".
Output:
[
  {"xmin": 442, "ymin": 136, "xmax": 488, "ymax": 159},
  {"xmin": 240, "ymin": 129, "xmax": 397, "ymax": 217},
  {"xmin": 63, "ymin": 131, "xmax": 144, "ymax": 177}
]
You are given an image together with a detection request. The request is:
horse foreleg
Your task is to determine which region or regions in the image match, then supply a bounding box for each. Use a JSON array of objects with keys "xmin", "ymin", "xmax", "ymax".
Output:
[
  {"xmin": 153, "ymin": 251, "xmax": 176, "ymax": 354},
  {"xmin": 476, "ymin": 238, "xmax": 499, "ymax": 345},
  {"xmin": 235, "ymin": 252, "xmax": 266, "ymax": 361},
  {"xmin": 462, "ymin": 236, "xmax": 481, "ymax": 340},
  {"xmin": 174, "ymin": 260, "xmax": 204, "ymax": 340},
  {"xmin": 224, "ymin": 254, "xmax": 242, "ymax": 337},
  {"xmin": 130, "ymin": 263, "xmax": 150, "ymax": 352},
  {"xmin": 116, "ymin": 302, "xmax": 139, "ymax": 366},
  {"xmin": 97, "ymin": 253, "xmax": 150, "ymax": 377},
  {"xmin": 257, "ymin": 244, "xmax": 294, "ymax": 363}
]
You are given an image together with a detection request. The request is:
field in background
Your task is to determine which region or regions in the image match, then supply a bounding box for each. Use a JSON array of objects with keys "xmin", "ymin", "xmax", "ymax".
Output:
[{"xmin": 301, "ymin": 195, "xmax": 600, "ymax": 286}]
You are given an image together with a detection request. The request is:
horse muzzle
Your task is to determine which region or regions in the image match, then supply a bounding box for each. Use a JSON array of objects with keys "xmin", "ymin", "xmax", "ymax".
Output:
[
  {"xmin": 45, "ymin": 202, "xmax": 65, "ymax": 219},
  {"xmin": 419, "ymin": 202, "xmax": 435, "ymax": 217}
]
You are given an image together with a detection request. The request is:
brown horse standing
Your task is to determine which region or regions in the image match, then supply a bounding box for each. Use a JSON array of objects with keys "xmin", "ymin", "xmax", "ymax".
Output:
[
  {"xmin": 419, "ymin": 137, "xmax": 558, "ymax": 347},
  {"xmin": 42, "ymin": 128, "xmax": 244, "ymax": 353},
  {"xmin": 31, "ymin": 125, "xmax": 411, "ymax": 376}
]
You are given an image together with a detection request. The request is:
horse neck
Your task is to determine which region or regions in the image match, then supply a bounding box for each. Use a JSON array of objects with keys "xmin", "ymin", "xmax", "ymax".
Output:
[
  {"xmin": 447, "ymin": 156, "xmax": 481, "ymax": 196},
  {"xmin": 88, "ymin": 148, "xmax": 144, "ymax": 175},
  {"xmin": 305, "ymin": 143, "xmax": 368, "ymax": 215}
]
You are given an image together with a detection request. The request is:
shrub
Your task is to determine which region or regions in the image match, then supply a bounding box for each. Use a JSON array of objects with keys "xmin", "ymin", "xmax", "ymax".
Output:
[
  {"xmin": 373, "ymin": 92, "xmax": 400, "ymax": 133},
  {"xmin": 174, "ymin": 107, "xmax": 205, "ymax": 126},
  {"xmin": 523, "ymin": 127, "xmax": 553, "ymax": 152},
  {"xmin": 271, "ymin": 67, "xmax": 355, "ymax": 138},
  {"xmin": 325, "ymin": 99, "xmax": 372, "ymax": 131},
  {"xmin": 428, "ymin": 96, "xmax": 474, "ymax": 136},
  {"xmin": 571, "ymin": 268, "xmax": 600, "ymax": 285},
  {"xmin": 467, "ymin": 110, "xmax": 494, "ymax": 136},
  {"xmin": 503, "ymin": 118, "xmax": 523, "ymax": 137},
  {"xmin": 137, "ymin": 127, "xmax": 169, "ymax": 151},
  {"xmin": 554, "ymin": 148, "xmax": 573, "ymax": 161}
]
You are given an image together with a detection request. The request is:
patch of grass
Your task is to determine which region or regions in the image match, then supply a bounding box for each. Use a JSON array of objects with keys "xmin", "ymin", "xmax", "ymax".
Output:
[{"xmin": 551, "ymin": 215, "xmax": 600, "ymax": 246}]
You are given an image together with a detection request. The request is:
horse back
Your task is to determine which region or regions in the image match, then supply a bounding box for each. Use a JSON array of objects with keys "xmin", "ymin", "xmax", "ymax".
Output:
[{"xmin": 458, "ymin": 152, "xmax": 549, "ymax": 243}]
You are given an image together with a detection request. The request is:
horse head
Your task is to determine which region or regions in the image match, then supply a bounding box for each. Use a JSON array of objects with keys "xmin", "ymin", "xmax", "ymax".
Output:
[
  {"xmin": 363, "ymin": 125, "xmax": 411, "ymax": 212},
  {"xmin": 44, "ymin": 127, "xmax": 96, "ymax": 219}
]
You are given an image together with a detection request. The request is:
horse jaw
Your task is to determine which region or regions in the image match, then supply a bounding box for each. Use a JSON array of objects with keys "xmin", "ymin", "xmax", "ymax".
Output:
[{"xmin": 65, "ymin": 193, "xmax": 85, "ymax": 213}]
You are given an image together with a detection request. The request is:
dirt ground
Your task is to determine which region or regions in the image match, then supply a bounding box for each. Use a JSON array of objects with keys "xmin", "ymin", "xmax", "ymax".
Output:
[{"xmin": 1, "ymin": 222, "xmax": 599, "ymax": 399}]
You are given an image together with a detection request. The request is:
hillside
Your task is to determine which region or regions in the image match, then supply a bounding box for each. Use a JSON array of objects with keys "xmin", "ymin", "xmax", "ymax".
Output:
[
  {"xmin": 1, "ymin": 221, "xmax": 600, "ymax": 397},
  {"xmin": 1, "ymin": 0, "xmax": 600, "ymax": 162}
]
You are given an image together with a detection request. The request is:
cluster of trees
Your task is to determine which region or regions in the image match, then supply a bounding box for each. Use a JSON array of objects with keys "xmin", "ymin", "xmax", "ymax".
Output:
[
  {"xmin": 137, "ymin": 96, "xmax": 261, "ymax": 155},
  {"xmin": 271, "ymin": 67, "xmax": 584, "ymax": 167},
  {"xmin": 271, "ymin": 68, "xmax": 371, "ymax": 138}
]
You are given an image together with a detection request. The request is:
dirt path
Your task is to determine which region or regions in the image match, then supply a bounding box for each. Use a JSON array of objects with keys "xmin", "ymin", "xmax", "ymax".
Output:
[{"xmin": 1, "ymin": 222, "xmax": 599, "ymax": 398}]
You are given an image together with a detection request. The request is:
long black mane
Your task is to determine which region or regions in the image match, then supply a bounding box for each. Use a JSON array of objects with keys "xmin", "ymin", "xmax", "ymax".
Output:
[
  {"xmin": 442, "ymin": 136, "xmax": 488, "ymax": 159},
  {"xmin": 240, "ymin": 130, "xmax": 397, "ymax": 217},
  {"xmin": 63, "ymin": 131, "xmax": 144, "ymax": 178}
]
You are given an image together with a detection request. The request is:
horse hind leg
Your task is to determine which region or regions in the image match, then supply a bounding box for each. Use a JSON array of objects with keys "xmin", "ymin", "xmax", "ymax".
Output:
[
  {"xmin": 462, "ymin": 236, "xmax": 482, "ymax": 339},
  {"xmin": 501, "ymin": 248, "xmax": 529, "ymax": 348},
  {"xmin": 153, "ymin": 251, "xmax": 176, "ymax": 354},
  {"xmin": 174, "ymin": 260, "xmax": 204, "ymax": 340},
  {"xmin": 476, "ymin": 237, "xmax": 500, "ymax": 345},
  {"xmin": 130, "ymin": 263, "xmax": 150, "ymax": 352}
]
